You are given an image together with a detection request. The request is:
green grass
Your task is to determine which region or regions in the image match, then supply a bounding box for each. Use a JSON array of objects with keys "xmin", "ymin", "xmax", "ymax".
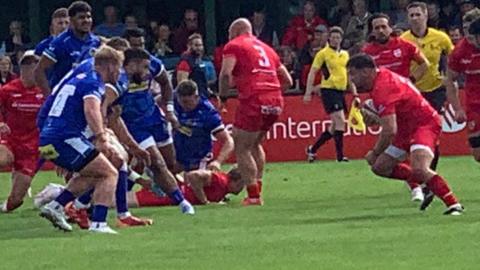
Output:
[{"xmin": 1, "ymin": 157, "xmax": 480, "ymax": 270}]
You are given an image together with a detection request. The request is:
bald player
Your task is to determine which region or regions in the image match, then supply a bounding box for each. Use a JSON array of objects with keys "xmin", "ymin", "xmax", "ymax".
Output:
[{"xmin": 218, "ymin": 19, "xmax": 293, "ymax": 206}]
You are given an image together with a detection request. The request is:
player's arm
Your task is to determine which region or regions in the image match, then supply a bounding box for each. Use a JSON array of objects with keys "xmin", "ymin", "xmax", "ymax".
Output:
[
  {"xmin": 208, "ymin": 129, "xmax": 234, "ymax": 171},
  {"xmin": 366, "ymin": 114, "xmax": 397, "ymax": 165},
  {"xmin": 0, "ymin": 90, "xmax": 10, "ymax": 135},
  {"xmin": 410, "ymin": 49, "xmax": 429, "ymax": 83},
  {"xmin": 34, "ymin": 56, "xmax": 55, "ymax": 95},
  {"xmin": 218, "ymin": 56, "xmax": 236, "ymax": 102},
  {"xmin": 445, "ymin": 67, "xmax": 466, "ymax": 123},
  {"xmin": 154, "ymin": 69, "xmax": 178, "ymax": 128},
  {"xmin": 101, "ymin": 84, "xmax": 119, "ymax": 123},
  {"xmin": 277, "ymin": 64, "xmax": 293, "ymax": 91},
  {"xmin": 347, "ymin": 80, "xmax": 360, "ymax": 106},
  {"xmin": 84, "ymin": 94, "xmax": 112, "ymax": 156},
  {"xmin": 184, "ymin": 169, "xmax": 212, "ymax": 204}
]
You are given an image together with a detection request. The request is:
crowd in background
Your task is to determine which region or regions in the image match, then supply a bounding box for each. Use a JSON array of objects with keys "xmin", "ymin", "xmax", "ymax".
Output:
[{"xmin": 0, "ymin": 0, "xmax": 475, "ymax": 92}]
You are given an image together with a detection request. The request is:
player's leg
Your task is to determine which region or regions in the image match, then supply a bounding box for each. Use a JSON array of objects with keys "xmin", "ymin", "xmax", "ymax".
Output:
[
  {"xmin": 251, "ymin": 132, "xmax": 267, "ymax": 194},
  {"xmin": 330, "ymin": 109, "xmax": 348, "ymax": 162},
  {"xmin": 158, "ymin": 142, "xmax": 176, "ymax": 172},
  {"xmin": 0, "ymin": 144, "xmax": 14, "ymax": 168},
  {"xmin": 2, "ymin": 172, "xmax": 32, "ymax": 212},
  {"xmin": 422, "ymin": 87, "xmax": 446, "ymax": 170},
  {"xmin": 233, "ymin": 127, "xmax": 262, "ymax": 205},
  {"xmin": 468, "ymin": 131, "xmax": 480, "ymax": 162},
  {"xmin": 410, "ymin": 148, "xmax": 463, "ymax": 214}
]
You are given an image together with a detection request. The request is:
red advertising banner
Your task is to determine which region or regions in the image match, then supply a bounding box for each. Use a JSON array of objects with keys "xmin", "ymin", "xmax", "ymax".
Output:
[{"xmin": 216, "ymin": 93, "xmax": 471, "ymax": 162}]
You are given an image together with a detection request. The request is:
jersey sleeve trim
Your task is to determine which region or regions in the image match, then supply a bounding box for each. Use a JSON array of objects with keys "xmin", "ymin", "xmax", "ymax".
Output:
[
  {"xmin": 42, "ymin": 50, "xmax": 58, "ymax": 63},
  {"xmin": 211, "ymin": 124, "xmax": 225, "ymax": 135},
  {"xmin": 83, "ymin": 94, "xmax": 102, "ymax": 102}
]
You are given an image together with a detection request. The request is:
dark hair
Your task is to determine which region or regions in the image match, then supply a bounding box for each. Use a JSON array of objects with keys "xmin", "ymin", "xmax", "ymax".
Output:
[
  {"xmin": 123, "ymin": 48, "xmax": 150, "ymax": 66},
  {"xmin": 68, "ymin": 1, "xmax": 92, "ymax": 17},
  {"xmin": 52, "ymin": 8, "xmax": 68, "ymax": 19},
  {"xmin": 123, "ymin": 27, "xmax": 145, "ymax": 39},
  {"xmin": 406, "ymin": 2, "xmax": 428, "ymax": 12},
  {"xmin": 106, "ymin": 37, "xmax": 130, "ymax": 50},
  {"xmin": 177, "ymin": 80, "xmax": 198, "ymax": 96},
  {"xmin": 347, "ymin": 53, "xmax": 377, "ymax": 69},
  {"xmin": 188, "ymin": 33, "xmax": 203, "ymax": 44},
  {"xmin": 367, "ymin": 13, "xmax": 391, "ymax": 34},
  {"xmin": 469, "ymin": 18, "xmax": 480, "ymax": 35},
  {"xmin": 448, "ymin": 25, "xmax": 461, "ymax": 32},
  {"xmin": 227, "ymin": 166, "xmax": 242, "ymax": 182},
  {"xmin": 329, "ymin": 26, "xmax": 344, "ymax": 36}
]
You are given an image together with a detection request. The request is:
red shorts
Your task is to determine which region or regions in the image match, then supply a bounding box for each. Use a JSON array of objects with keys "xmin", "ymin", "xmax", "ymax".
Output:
[
  {"xmin": 1, "ymin": 139, "xmax": 39, "ymax": 177},
  {"xmin": 390, "ymin": 121, "xmax": 441, "ymax": 156},
  {"xmin": 234, "ymin": 94, "xmax": 284, "ymax": 132},
  {"xmin": 466, "ymin": 104, "xmax": 480, "ymax": 135},
  {"xmin": 135, "ymin": 188, "xmax": 174, "ymax": 207}
]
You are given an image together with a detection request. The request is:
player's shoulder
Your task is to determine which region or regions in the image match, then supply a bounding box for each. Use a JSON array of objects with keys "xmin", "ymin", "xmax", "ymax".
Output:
[
  {"xmin": 50, "ymin": 29, "xmax": 72, "ymax": 45},
  {"xmin": 199, "ymin": 98, "xmax": 219, "ymax": 113},
  {"xmin": 427, "ymin": 28, "xmax": 450, "ymax": 40},
  {"xmin": 400, "ymin": 30, "xmax": 413, "ymax": 40},
  {"xmin": 1, "ymin": 79, "xmax": 22, "ymax": 92}
]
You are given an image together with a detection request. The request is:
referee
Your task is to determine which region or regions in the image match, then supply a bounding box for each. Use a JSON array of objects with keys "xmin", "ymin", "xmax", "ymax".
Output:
[{"xmin": 304, "ymin": 26, "xmax": 359, "ymax": 162}]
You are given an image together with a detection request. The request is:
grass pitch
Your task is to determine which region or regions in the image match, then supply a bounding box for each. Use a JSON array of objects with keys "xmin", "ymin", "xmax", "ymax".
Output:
[{"xmin": 1, "ymin": 157, "xmax": 480, "ymax": 270}]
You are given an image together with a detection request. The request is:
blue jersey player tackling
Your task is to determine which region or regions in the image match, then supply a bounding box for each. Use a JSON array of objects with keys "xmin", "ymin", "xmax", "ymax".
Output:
[
  {"xmin": 174, "ymin": 80, "xmax": 234, "ymax": 172},
  {"xmin": 38, "ymin": 46, "xmax": 124, "ymax": 234}
]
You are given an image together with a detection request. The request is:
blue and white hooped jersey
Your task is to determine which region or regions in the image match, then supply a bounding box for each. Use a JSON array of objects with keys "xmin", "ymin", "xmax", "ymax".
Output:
[{"xmin": 40, "ymin": 70, "xmax": 105, "ymax": 139}]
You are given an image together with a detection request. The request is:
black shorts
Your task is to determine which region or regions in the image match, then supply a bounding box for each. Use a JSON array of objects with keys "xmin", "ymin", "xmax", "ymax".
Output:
[
  {"xmin": 320, "ymin": 88, "xmax": 346, "ymax": 114},
  {"xmin": 422, "ymin": 87, "xmax": 446, "ymax": 113}
]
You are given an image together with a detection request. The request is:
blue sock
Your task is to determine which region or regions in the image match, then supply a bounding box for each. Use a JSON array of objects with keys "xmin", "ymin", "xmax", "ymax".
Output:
[
  {"xmin": 78, "ymin": 189, "xmax": 94, "ymax": 205},
  {"xmin": 55, "ymin": 190, "xmax": 75, "ymax": 207},
  {"xmin": 127, "ymin": 179, "xmax": 135, "ymax": 191},
  {"xmin": 168, "ymin": 188, "xmax": 185, "ymax": 205},
  {"xmin": 91, "ymin": 205, "xmax": 108, "ymax": 222},
  {"xmin": 116, "ymin": 165, "xmax": 129, "ymax": 215}
]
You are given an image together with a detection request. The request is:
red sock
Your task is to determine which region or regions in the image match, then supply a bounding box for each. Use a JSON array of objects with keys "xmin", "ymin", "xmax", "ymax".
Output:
[
  {"xmin": 247, "ymin": 183, "xmax": 260, "ymax": 199},
  {"xmin": 407, "ymin": 181, "xmax": 420, "ymax": 190},
  {"xmin": 427, "ymin": 175, "xmax": 458, "ymax": 207},
  {"xmin": 390, "ymin": 163, "xmax": 412, "ymax": 180},
  {"xmin": 257, "ymin": 179, "xmax": 263, "ymax": 194}
]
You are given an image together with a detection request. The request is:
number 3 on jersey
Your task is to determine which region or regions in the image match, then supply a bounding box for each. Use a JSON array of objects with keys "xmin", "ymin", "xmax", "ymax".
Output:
[{"xmin": 253, "ymin": 45, "xmax": 271, "ymax": 68}]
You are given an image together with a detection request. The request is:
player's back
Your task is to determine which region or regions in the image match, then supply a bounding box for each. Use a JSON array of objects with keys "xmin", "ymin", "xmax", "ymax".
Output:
[
  {"xmin": 41, "ymin": 70, "xmax": 105, "ymax": 139},
  {"xmin": 372, "ymin": 68, "xmax": 438, "ymax": 129},
  {"xmin": 223, "ymin": 33, "xmax": 281, "ymax": 99}
]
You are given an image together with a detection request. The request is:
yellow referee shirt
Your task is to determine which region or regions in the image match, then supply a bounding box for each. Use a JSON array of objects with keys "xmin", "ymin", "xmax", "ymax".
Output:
[
  {"xmin": 311, "ymin": 45, "xmax": 349, "ymax": 91},
  {"xmin": 401, "ymin": 28, "xmax": 454, "ymax": 92}
]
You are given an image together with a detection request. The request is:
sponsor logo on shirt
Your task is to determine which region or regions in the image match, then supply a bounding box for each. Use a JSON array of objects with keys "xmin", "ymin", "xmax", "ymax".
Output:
[{"xmin": 393, "ymin": 49, "xmax": 402, "ymax": 58}]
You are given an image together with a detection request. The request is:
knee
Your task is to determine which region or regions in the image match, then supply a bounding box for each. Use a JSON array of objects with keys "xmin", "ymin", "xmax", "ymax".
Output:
[
  {"xmin": 473, "ymin": 153, "xmax": 480, "ymax": 163},
  {"xmin": 371, "ymin": 163, "xmax": 391, "ymax": 178},
  {"xmin": 109, "ymin": 152, "xmax": 125, "ymax": 170},
  {"xmin": 411, "ymin": 168, "xmax": 429, "ymax": 183}
]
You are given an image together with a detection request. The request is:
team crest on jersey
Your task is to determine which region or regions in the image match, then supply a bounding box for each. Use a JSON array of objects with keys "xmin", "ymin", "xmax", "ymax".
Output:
[
  {"xmin": 36, "ymin": 94, "xmax": 44, "ymax": 99},
  {"xmin": 393, "ymin": 49, "xmax": 402, "ymax": 58}
]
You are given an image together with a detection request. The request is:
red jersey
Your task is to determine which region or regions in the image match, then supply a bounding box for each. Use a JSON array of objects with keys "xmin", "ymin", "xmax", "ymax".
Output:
[
  {"xmin": 0, "ymin": 79, "xmax": 44, "ymax": 143},
  {"xmin": 184, "ymin": 172, "xmax": 230, "ymax": 204},
  {"xmin": 362, "ymin": 37, "xmax": 422, "ymax": 78},
  {"xmin": 448, "ymin": 38, "xmax": 480, "ymax": 106},
  {"xmin": 371, "ymin": 68, "xmax": 440, "ymax": 132},
  {"xmin": 223, "ymin": 33, "xmax": 282, "ymax": 100}
]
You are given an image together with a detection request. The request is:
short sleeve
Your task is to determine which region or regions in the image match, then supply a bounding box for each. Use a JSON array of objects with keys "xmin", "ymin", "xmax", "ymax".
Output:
[
  {"xmin": 149, "ymin": 55, "xmax": 165, "ymax": 78},
  {"xmin": 80, "ymin": 80, "xmax": 104, "ymax": 101},
  {"xmin": 448, "ymin": 46, "xmax": 465, "ymax": 73},
  {"xmin": 176, "ymin": 60, "xmax": 191, "ymax": 73},
  {"xmin": 222, "ymin": 42, "xmax": 239, "ymax": 59},
  {"xmin": 311, "ymin": 50, "xmax": 325, "ymax": 69},
  {"xmin": 205, "ymin": 104, "xmax": 224, "ymax": 134},
  {"xmin": 441, "ymin": 33, "xmax": 455, "ymax": 55},
  {"xmin": 43, "ymin": 38, "xmax": 64, "ymax": 63},
  {"xmin": 404, "ymin": 40, "xmax": 422, "ymax": 62}
]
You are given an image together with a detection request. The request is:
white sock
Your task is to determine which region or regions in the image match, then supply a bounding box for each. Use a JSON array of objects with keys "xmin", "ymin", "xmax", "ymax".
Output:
[
  {"xmin": 117, "ymin": 212, "xmax": 131, "ymax": 219},
  {"xmin": 74, "ymin": 199, "xmax": 89, "ymax": 209},
  {"xmin": 90, "ymin": 221, "xmax": 107, "ymax": 229}
]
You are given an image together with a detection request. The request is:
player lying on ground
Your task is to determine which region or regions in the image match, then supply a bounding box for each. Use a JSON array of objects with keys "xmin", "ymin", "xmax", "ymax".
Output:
[{"xmin": 348, "ymin": 53, "xmax": 464, "ymax": 215}]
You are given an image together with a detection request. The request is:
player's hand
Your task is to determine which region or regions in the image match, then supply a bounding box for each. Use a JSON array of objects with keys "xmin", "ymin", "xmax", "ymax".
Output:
[
  {"xmin": 95, "ymin": 134, "xmax": 116, "ymax": 158},
  {"xmin": 0, "ymin": 122, "xmax": 11, "ymax": 135},
  {"xmin": 165, "ymin": 111, "xmax": 180, "ymax": 129},
  {"xmin": 303, "ymin": 93, "xmax": 312, "ymax": 104},
  {"xmin": 360, "ymin": 108, "xmax": 380, "ymax": 126},
  {"xmin": 352, "ymin": 97, "xmax": 361, "ymax": 107},
  {"xmin": 130, "ymin": 145, "xmax": 151, "ymax": 167},
  {"xmin": 454, "ymin": 109, "xmax": 467, "ymax": 124},
  {"xmin": 365, "ymin": 150, "xmax": 378, "ymax": 166},
  {"xmin": 207, "ymin": 160, "xmax": 221, "ymax": 172}
]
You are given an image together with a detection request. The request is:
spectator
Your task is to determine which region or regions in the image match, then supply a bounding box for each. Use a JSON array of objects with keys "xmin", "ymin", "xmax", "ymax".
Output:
[
  {"xmin": 426, "ymin": 1, "xmax": 443, "ymax": 29},
  {"xmin": 5, "ymin": 21, "xmax": 31, "ymax": 56},
  {"xmin": 281, "ymin": 0, "xmax": 328, "ymax": 51},
  {"xmin": 250, "ymin": 9, "xmax": 278, "ymax": 47},
  {"xmin": 298, "ymin": 24, "xmax": 328, "ymax": 89},
  {"xmin": 94, "ymin": 4, "xmax": 125, "ymax": 38},
  {"xmin": 176, "ymin": 34, "xmax": 213, "ymax": 99},
  {"xmin": 173, "ymin": 9, "xmax": 201, "ymax": 55},
  {"xmin": 448, "ymin": 25, "xmax": 463, "ymax": 45},
  {"xmin": 0, "ymin": 56, "xmax": 17, "ymax": 87},
  {"xmin": 34, "ymin": 8, "xmax": 70, "ymax": 57},
  {"xmin": 277, "ymin": 46, "xmax": 299, "ymax": 83},
  {"xmin": 344, "ymin": 0, "xmax": 371, "ymax": 50},
  {"xmin": 387, "ymin": 0, "xmax": 410, "ymax": 29},
  {"xmin": 327, "ymin": 0, "xmax": 352, "ymax": 30},
  {"xmin": 124, "ymin": 14, "xmax": 138, "ymax": 30},
  {"xmin": 454, "ymin": 0, "xmax": 477, "ymax": 27},
  {"xmin": 152, "ymin": 23, "xmax": 175, "ymax": 58}
]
